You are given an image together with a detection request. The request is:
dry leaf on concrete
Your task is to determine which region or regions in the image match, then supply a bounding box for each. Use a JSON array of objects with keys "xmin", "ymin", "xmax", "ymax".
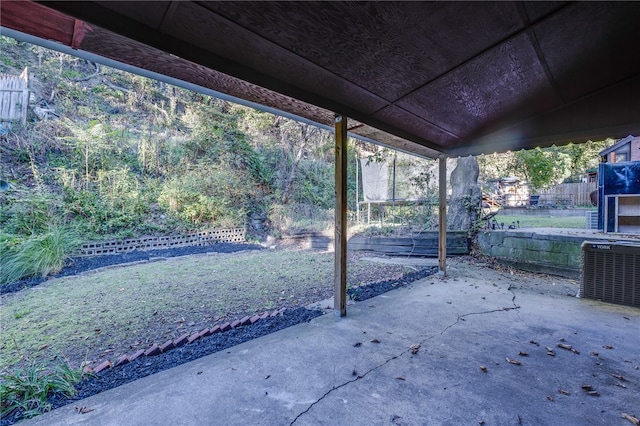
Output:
[
  {"xmin": 506, "ymin": 357, "xmax": 521, "ymax": 365},
  {"xmin": 622, "ymin": 413, "xmax": 640, "ymax": 426}
]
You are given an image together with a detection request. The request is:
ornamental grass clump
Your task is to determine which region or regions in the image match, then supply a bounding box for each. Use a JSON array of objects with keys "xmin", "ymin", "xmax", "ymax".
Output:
[
  {"xmin": 0, "ymin": 226, "xmax": 79, "ymax": 286},
  {"xmin": 0, "ymin": 359, "xmax": 83, "ymax": 419}
]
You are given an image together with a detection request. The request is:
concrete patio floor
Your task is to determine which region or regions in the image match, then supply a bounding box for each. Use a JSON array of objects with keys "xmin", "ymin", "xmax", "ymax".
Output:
[{"xmin": 22, "ymin": 260, "xmax": 639, "ymax": 426}]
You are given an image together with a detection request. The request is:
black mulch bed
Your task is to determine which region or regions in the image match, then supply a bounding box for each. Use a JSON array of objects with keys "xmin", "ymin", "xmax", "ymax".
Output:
[
  {"xmin": 0, "ymin": 242, "xmax": 263, "ymax": 295},
  {"xmin": 347, "ymin": 265, "xmax": 439, "ymax": 301},
  {"xmin": 0, "ymin": 307, "xmax": 323, "ymax": 426},
  {"xmin": 1, "ymin": 245, "xmax": 438, "ymax": 426}
]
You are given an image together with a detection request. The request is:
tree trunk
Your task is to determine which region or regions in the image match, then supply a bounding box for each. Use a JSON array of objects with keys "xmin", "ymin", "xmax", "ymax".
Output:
[{"xmin": 448, "ymin": 156, "xmax": 482, "ymax": 234}]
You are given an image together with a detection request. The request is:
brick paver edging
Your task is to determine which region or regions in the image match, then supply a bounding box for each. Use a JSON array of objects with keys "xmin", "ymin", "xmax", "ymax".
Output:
[{"xmin": 83, "ymin": 308, "xmax": 287, "ymax": 374}]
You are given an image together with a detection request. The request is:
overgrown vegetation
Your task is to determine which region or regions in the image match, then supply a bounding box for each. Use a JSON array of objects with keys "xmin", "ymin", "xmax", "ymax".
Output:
[
  {"xmin": 0, "ymin": 37, "xmax": 374, "ymax": 283},
  {"xmin": 0, "ymin": 35, "xmax": 607, "ymax": 287}
]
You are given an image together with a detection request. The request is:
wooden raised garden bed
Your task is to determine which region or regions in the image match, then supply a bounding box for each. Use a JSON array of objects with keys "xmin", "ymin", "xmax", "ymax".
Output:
[{"xmin": 347, "ymin": 231, "xmax": 469, "ymax": 257}]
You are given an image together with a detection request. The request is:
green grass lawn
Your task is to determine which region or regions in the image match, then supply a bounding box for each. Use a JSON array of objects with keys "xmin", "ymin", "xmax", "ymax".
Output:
[
  {"xmin": 0, "ymin": 249, "xmax": 412, "ymax": 372},
  {"xmin": 493, "ymin": 214, "xmax": 586, "ymax": 229}
]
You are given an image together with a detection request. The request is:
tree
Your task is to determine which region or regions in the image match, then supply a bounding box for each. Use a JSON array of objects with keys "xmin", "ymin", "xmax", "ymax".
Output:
[
  {"xmin": 555, "ymin": 140, "xmax": 610, "ymax": 182},
  {"xmin": 448, "ymin": 156, "xmax": 482, "ymax": 233},
  {"xmin": 62, "ymin": 119, "xmax": 115, "ymax": 190},
  {"xmin": 269, "ymin": 117, "xmax": 331, "ymax": 205},
  {"xmin": 513, "ymin": 147, "xmax": 561, "ymax": 193}
]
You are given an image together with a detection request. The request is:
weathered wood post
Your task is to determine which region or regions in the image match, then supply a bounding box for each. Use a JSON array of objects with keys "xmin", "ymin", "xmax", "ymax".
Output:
[
  {"xmin": 334, "ymin": 115, "xmax": 347, "ymax": 316},
  {"xmin": 438, "ymin": 154, "xmax": 447, "ymax": 275}
]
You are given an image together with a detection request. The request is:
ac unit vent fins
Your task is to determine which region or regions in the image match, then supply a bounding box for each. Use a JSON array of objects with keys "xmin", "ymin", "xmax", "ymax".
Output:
[{"xmin": 581, "ymin": 241, "xmax": 639, "ymax": 307}]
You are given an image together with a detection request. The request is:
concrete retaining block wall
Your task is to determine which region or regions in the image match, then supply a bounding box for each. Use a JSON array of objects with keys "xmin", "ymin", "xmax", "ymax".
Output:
[
  {"xmin": 76, "ymin": 227, "xmax": 246, "ymax": 256},
  {"xmin": 477, "ymin": 230, "xmax": 600, "ymax": 278}
]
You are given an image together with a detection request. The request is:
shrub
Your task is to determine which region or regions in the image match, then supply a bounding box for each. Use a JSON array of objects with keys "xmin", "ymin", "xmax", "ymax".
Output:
[
  {"xmin": 158, "ymin": 163, "xmax": 255, "ymax": 228},
  {"xmin": 0, "ymin": 226, "xmax": 80, "ymax": 285},
  {"xmin": 0, "ymin": 191, "xmax": 62, "ymax": 236}
]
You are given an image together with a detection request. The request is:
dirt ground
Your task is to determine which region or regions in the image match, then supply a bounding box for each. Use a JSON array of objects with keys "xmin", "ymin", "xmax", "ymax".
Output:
[{"xmin": 448, "ymin": 255, "xmax": 580, "ymax": 298}]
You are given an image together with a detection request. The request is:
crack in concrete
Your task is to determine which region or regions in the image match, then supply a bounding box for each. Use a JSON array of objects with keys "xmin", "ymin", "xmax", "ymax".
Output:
[
  {"xmin": 288, "ymin": 350, "xmax": 407, "ymax": 425},
  {"xmin": 437, "ymin": 304, "xmax": 521, "ymax": 337},
  {"xmin": 507, "ymin": 284, "xmax": 525, "ymax": 323},
  {"xmin": 289, "ymin": 293, "xmax": 521, "ymax": 425}
]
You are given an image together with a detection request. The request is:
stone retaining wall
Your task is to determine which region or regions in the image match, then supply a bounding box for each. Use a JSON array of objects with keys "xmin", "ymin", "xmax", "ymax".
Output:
[{"xmin": 477, "ymin": 230, "xmax": 611, "ymax": 278}]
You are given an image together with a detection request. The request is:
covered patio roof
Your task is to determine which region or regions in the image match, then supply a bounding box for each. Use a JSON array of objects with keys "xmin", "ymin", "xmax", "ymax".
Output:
[
  {"xmin": 2, "ymin": 1, "xmax": 640, "ymax": 159},
  {"xmin": 3, "ymin": 1, "xmax": 640, "ymax": 316}
]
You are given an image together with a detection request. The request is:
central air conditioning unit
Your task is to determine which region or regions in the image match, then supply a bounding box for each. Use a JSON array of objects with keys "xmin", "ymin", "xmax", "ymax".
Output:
[{"xmin": 581, "ymin": 241, "xmax": 640, "ymax": 307}]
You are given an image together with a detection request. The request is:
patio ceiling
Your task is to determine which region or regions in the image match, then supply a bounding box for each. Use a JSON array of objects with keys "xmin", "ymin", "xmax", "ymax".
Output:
[{"xmin": 2, "ymin": 1, "xmax": 640, "ymax": 159}]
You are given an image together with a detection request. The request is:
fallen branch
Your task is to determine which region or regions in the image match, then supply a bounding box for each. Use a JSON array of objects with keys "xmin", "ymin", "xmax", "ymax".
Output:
[{"xmin": 102, "ymin": 78, "xmax": 134, "ymax": 95}]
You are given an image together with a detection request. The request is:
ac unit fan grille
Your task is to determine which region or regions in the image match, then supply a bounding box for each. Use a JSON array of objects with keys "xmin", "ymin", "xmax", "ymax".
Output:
[{"xmin": 581, "ymin": 242, "xmax": 639, "ymax": 307}]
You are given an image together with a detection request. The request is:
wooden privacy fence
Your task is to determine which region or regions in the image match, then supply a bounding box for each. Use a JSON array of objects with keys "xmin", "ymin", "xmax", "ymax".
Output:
[
  {"xmin": 0, "ymin": 67, "xmax": 29, "ymax": 126},
  {"xmin": 537, "ymin": 182, "xmax": 596, "ymax": 207},
  {"xmin": 76, "ymin": 228, "xmax": 246, "ymax": 256}
]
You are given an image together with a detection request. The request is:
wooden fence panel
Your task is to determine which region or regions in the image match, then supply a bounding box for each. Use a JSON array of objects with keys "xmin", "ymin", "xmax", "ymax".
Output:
[
  {"xmin": 0, "ymin": 68, "xmax": 29, "ymax": 125},
  {"xmin": 538, "ymin": 182, "xmax": 596, "ymax": 207}
]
